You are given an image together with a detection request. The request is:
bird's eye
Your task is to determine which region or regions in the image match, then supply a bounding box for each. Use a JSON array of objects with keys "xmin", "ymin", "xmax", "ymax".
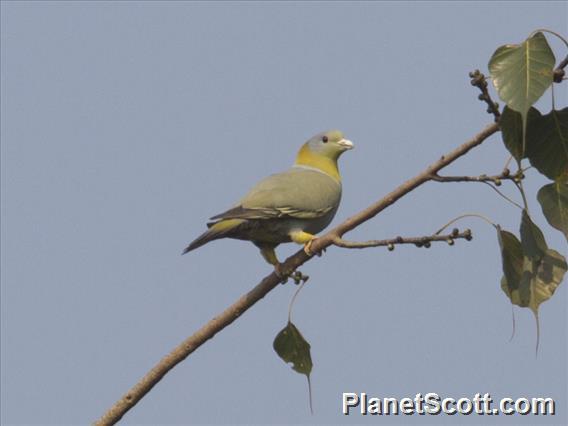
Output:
[{"xmin": 322, "ymin": 136, "xmax": 328, "ymax": 143}]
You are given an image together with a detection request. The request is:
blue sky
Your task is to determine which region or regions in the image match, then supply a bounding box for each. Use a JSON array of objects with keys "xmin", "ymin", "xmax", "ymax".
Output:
[{"xmin": 1, "ymin": 2, "xmax": 567, "ymax": 424}]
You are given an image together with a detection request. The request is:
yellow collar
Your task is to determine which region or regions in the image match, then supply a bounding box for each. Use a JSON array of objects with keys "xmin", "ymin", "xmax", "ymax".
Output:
[{"xmin": 294, "ymin": 144, "xmax": 341, "ymax": 182}]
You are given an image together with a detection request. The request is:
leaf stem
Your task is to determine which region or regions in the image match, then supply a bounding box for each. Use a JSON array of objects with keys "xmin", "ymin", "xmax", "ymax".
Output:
[
  {"xmin": 534, "ymin": 312, "xmax": 541, "ymax": 358},
  {"xmin": 515, "ymin": 179, "xmax": 530, "ymax": 213},
  {"xmin": 307, "ymin": 375, "xmax": 313, "ymax": 415},
  {"xmin": 435, "ymin": 213, "xmax": 496, "ymax": 235},
  {"xmin": 481, "ymin": 181, "xmax": 524, "ymax": 210},
  {"xmin": 530, "ymin": 29, "xmax": 568, "ymax": 49},
  {"xmin": 502, "ymin": 155, "xmax": 513, "ymax": 173},
  {"xmin": 509, "ymin": 305, "xmax": 516, "ymax": 342},
  {"xmin": 288, "ymin": 280, "xmax": 307, "ymax": 323}
]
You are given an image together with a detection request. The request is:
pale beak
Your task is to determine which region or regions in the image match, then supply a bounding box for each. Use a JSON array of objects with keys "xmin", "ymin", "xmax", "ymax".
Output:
[{"xmin": 338, "ymin": 138, "xmax": 354, "ymax": 150}]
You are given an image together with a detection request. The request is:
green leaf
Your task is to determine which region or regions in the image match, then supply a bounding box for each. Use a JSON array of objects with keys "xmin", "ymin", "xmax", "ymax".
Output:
[
  {"xmin": 525, "ymin": 108, "xmax": 568, "ymax": 180},
  {"xmin": 520, "ymin": 249, "xmax": 566, "ymax": 354},
  {"xmin": 499, "ymin": 107, "xmax": 568, "ymax": 179},
  {"xmin": 273, "ymin": 321, "xmax": 312, "ymax": 376},
  {"xmin": 529, "ymin": 249, "xmax": 567, "ymax": 316},
  {"xmin": 499, "ymin": 239, "xmax": 566, "ymax": 354},
  {"xmin": 538, "ymin": 182, "xmax": 568, "ymax": 241},
  {"xmin": 520, "ymin": 210, "xmax": 548, "ymax": 260},
  {"xmin": 501, "ymin": 276, "xmax": 522, "ymax": 307},
  {"xmin": 273, "ymin": 321, "xmax": 314, "ymax": 413},
  {"xmin": 488, "ymin": 32, "xmax": 555, "ymax": 115},
  {"xmin": 500, "ymin": 249, "xmax": 566, "ymax": 312},
  {"xmin": 499, "ymin": 106, "xmax": 541, "ymax": 160},
  {"xmin": 519, "ymin": 257, "xmax": 538, "ymax": 307},
  {"xmin": 497, "ymin": 227, "xmax": 524, "ymax": 297},
  {"xmin": 499, "ymin": 216, "xmax": 566, "ymax": 353}
]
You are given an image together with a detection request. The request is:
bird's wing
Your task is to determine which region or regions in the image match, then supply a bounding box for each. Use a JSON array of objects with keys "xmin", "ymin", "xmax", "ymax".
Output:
[
  {"xmin": 209, "ymin": 203, "xmax": 334, "ymax": 221},
  {"xmin": 209, "ymin": 168, "xmax": 341, "ymax": 222}
]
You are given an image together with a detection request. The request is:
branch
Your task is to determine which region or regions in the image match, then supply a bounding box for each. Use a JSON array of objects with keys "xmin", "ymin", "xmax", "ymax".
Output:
[
  {"xmin": 332, "ymin": 229, "xmax": 472, "ymax": 250},
  {"xmin": 95, "ymin": 122, "xmax": 500, "ymax": 425},
  {"xmin": 431, "ymin": 168, "xmax": 523, "ymax": 185},
  {"xmin": 469, "ymin": 70, "xmax": 501, "ymax": 121}
]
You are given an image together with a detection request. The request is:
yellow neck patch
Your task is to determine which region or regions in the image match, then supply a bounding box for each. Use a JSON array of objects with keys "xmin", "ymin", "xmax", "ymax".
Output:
[{"xmin": 294, "ymin": 144, "xmax": 341, "ymax": 181}]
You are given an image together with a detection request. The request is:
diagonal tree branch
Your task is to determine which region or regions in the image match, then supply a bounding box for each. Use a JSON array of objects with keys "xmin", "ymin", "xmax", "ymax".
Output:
[{"xmin": 94, "ymin": 122, "xmax": 500, "ymax": 425}]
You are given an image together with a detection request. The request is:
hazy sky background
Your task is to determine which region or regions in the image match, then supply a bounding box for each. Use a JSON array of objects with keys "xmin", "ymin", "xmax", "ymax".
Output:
[{"xmin": 2, "ymin": 1, "xmax": 567, "ymax": 425}]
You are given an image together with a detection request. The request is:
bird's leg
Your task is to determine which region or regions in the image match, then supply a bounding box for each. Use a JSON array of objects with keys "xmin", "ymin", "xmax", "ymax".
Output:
[
  {"xmin": 289, "ymin": 230, "xmax": 325, "ymax": 257},
  {"xmin": 257, "ymin": 243, "xmax": 308, "ymax": 284}
]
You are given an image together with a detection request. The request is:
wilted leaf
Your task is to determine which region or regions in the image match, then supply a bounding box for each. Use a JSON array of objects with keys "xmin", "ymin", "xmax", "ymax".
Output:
[
  {"xmin": 499, "ymin": 219, "xmax": 566, "ymax": 354},
  {"xmin": 501, "ymin": 276, "xmax": 522, "ymax": 307},
  {"xmin": 273, "ymin": 321, "xmax": 312, "ymax": 376},
  {"xmin": 529, "ymin": 249, "xmax": 567, "ymax": 315},
  {"xmin": 526, "ymin": 108, "xmax": 568, "ymax": 180},
  {"xmin": 273, "ymin": 321, "xmax": 313, "ymax": 413},
  {"xmin": 488, "ymin": 32, "xmax": 555, "ymax": 116},
  {"xmin": 499, "ymin": 106, "xmax": 541, "ymax": 160},
  {"xmin": 519, "ymin": 257, "xmax": 538, "ymax": 307},
  {"xmin": 520, "ymin": 210, "xmax": 548, "ymax": 260},
  {"xmin": 497, "ymin": 227, "xmax": 524, "ymax": 297},
  {"xmin": 538, "ymin": 182, "xmax": 568, "ymax": 241},
  {"xmin": 500, "ymin": 250, "xmax": 566, "ymax": 311}
]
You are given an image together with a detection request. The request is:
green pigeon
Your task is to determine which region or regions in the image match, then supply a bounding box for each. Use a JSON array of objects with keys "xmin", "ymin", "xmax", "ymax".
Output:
[{"xmin": 183, "ymin": 130, "xmax": 354, "ymax": 275}]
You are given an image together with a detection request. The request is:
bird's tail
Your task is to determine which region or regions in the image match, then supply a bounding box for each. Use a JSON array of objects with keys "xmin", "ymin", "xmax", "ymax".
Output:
[{"xmin": 182, "ymin": 219, "xmax": 245, "ymax": 254}]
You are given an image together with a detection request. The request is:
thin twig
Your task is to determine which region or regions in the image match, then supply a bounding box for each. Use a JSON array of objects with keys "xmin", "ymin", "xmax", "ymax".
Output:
[
  {"xmin": 431, "ymin": 169, "xmax": 522, "ymax": 185},
  {"xmin": 94, "ymin": 122, "xmax": 500, "ymax": 425},
  {"xmin": 469, "ymin": 70, "xmax": 501, "ymax": 121},
  {"xmin": 432, "ymin": 168, "xmax": 525, "ymax": 210},
  {"xmin": 481, "ymin": 181, "xmax": 524, "ymax": 210},
  {"xmin": 431, "ymin": 169, "xmax": 524, "ymax": 209},
  {"xmin": 332, "ymin": 229, "xmax": 472, "ymax": 250}
]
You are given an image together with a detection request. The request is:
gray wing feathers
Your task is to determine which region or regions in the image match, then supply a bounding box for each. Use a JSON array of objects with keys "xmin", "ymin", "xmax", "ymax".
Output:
[{"xmin": 209, "ymin": 169, "xmax": 341, "ymax": 221}]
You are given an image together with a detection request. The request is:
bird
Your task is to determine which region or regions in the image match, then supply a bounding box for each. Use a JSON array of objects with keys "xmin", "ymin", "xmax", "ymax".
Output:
[{"xmin": 183, "ymin": 130, "xmax": 354, "ymax": 278}]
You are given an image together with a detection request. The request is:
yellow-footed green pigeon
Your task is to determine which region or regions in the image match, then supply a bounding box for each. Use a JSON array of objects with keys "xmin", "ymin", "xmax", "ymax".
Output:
[{"xmin": 183, "ymin": 130, "xmax": 353, "ymax": 275}]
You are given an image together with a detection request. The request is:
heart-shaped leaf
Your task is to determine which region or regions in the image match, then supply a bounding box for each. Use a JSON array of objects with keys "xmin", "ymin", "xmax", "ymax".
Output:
[
  {"xmin": 499, "ymin": 106, "xmax": 541, "ymax": 160},
  {"xmin": 520, "ymin": 210, "xmax": 548, "ymax": 260},
  {"xmin": 489, "ymin": 32, "xmax": 555, "ymax": 116},
  {"xmin": 538, "ymin": 182, "xmax": 568, "ymax": 241},
  {"xmin": 273, "ymin": 321, "xmax": 313, "ymax": 412},
  {"xmin": 497, "ymin": 227, "xmax": 524, "ymax": 296},
  {"xmin": 274, "ymin": 321, "xmax": 313, "ymax": 376},
  {"xmin": 499, "ymin": 222, "xmax": 566, "ymax": 354},
  {"xmin": 525, "ymin": 108, "xmax": 568, "ymax": 180},
  {"xmin": 529, "ymin": 249, "xmax": 567, "ymax": 316},
  {"xmin": 499, "ymin": 214, "xmax": 566, "ymax": 353},
  {"xmin": 500, "ymin": 248, "xmax": 566, "ymax": 312}
]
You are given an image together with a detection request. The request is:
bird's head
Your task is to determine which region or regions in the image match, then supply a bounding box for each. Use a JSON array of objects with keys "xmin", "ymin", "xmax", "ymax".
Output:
[
  {"xmin": 294, "ymin": 130, "xmax": 354, "ymax": 181},
  {"xmin": 302, "ymin": 130, "xmax": 354, "ymax": 160}
]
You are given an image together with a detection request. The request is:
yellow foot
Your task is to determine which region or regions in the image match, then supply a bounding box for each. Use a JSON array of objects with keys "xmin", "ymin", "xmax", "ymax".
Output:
[
  {"xmin": 304, "ymin": 237, "xmax": 325, "ymax": 257},
  {"xmin": 304, "ymin": 237, "xmax": 316, "ymax": 256}
]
